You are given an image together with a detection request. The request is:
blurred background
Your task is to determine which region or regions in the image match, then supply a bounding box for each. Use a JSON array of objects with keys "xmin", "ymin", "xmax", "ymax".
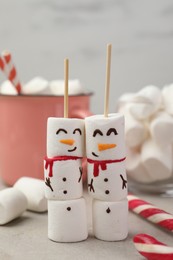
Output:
[{"xmin": 0, "ymin": 0, "xmax": 173, "ymax": 113}]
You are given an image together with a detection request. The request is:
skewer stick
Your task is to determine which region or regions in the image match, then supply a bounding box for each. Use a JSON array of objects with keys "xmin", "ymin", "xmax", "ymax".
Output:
[
  {"xmin": 64, "ymin": 58, "xmax": 69, "ymax": 118},
  {"xmin": 104, "ymin": 44, "xmax": 112, "ymax": 117}
]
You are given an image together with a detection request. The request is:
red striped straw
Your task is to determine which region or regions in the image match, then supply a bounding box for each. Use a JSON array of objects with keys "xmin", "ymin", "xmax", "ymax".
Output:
[
  {"xmin": 128, "ymin": 194, "xmax": 173, "ymax": 232},
  {"xmin": 133, "ymin": 233, "xmax": 173, "ymax": 260},
  {"xmin": 1, "ymin": 51, "xmax": 22, "ymax": 94}
]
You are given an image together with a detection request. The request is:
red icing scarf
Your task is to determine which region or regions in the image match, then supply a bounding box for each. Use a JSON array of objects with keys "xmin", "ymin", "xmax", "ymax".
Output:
[
  {"xmin": 44, "ymin": 155, "xmax": 82, "ymax": 177},
  {"xmin": 87, "ymin": 157, "xmax": 126, "ymax": 177}
]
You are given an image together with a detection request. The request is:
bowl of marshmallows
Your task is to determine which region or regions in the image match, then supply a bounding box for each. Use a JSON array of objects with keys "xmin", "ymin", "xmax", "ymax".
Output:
[{"xmin": 117, "ymin": 84, "xmax": 173, "ymax": 195}]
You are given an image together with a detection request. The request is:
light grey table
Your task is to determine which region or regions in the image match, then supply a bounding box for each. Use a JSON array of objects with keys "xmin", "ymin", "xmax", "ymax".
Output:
[{"xmin": 0, "ymin": 179, "xmax": 173, "ymax": 260}]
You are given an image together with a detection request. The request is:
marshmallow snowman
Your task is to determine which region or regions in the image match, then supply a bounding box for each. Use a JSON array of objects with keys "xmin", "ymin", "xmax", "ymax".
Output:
[
  {"xmin": 44, "ymin": 116, "xmax": 88, "ymax": 242},
  {"xmin": 44, "ymin": 117, "xmax": 84, "ymax": 200},
  {"xmin": 85, "ymin": 113, "xmax": 127, "ymax": 201},
  {"xmin": 85, "ymin": 113, "xmax": 128, "ymax": 241}
]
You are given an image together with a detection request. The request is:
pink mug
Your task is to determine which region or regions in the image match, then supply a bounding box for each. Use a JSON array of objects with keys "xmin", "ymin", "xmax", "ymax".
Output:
[{"xmin": 0, "ymin": 93, "xmax": 93, "ymax": 185}]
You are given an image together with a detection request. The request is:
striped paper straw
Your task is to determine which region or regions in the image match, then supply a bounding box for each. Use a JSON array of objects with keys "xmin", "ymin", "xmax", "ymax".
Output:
[
  {"xmin": 0, "ymin": 56, "xmax": 5, "ymax": 70},
  {"xmin": 1, "ymin": 51, "xmax": 22, "ymax": 94},
  {"xmin": 133, "ymin": 233, "xmax": 173, "ymax": 260},
  {"xmin": 128, "ymin": 194, "xmax": 173, "ymax": 232}
]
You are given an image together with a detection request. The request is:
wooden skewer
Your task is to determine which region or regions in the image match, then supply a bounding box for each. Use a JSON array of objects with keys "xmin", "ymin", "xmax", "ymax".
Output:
[
  {"xmin": 64, "ymin": 58, "xmax": 69, "ymax": 118},
  {"xmin": 104, "ymin": 44, "xmax": 112, "ymax": 117}
]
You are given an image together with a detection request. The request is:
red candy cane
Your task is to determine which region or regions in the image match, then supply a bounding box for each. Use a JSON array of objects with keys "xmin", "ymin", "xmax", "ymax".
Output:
[
  {"xmin": 133, "ymin": 234, "xmax": 173, "ymax": 260},
  {"xmin": 128, "ymin": 194, "xmax": 173, "ymax": 232},
  {"xmin": 1, "ymin": 51, "xmax": 22, "ymax": 94}
]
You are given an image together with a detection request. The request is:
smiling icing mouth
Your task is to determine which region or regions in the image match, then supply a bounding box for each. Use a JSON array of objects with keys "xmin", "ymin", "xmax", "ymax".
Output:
[
  {"xmin": 92, "ymin": 152, "xmax": 99, "ymax": 157},
  {"xmin": 68, "ymin": 147, "xmax": 77, "ymax": 152}
]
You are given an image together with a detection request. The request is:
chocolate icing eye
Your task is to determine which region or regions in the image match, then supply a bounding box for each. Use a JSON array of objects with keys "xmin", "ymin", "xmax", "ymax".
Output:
[
  {"xmin": 93, "ymin": 129, "xmax": 103, "ymax": 137},
  {"xmin": 106, "ymin": 128, "xmax": 118, "ymax": 136},
  {"xmin": 56, "ymin": 128, "xmax": 67, "ymax": 135},
  {"xmin": 73, "ymin": 128, "xmax": 82, "ymax": 135}
]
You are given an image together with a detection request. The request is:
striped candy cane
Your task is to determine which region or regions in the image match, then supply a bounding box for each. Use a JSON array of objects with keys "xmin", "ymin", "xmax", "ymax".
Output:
[
  {"xmin": 128, "ymin": 194, "xmax": 173, "ymax": 232},
  {"xmin": 133, "ymin": 233, "xmax": 173, "ymax": 260},
  {"xmin": 1, "ymin": 51, "xmax": 22, "ymax": 94}
]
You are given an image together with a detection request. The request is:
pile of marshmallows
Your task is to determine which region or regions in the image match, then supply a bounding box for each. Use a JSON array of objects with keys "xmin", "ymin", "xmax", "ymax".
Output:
[
  {"xmin": 0, "ymin": 177, "xmax": 46, "ymax": 225},
  {"xmin": 0, "ymin": 77, "xmax": 87, "ymax": 96},
  {"xmin": 117, "ymin": 84, "xmax": 173, "ymax": 184}
]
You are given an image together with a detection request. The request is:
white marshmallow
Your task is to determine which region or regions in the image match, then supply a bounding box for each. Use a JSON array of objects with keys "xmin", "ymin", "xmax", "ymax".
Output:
[
  {"xmin": 92, "ymin": 199, "xmax": 128, "ymax": 241},
  {"xmin": 47, "ymin": 117, "xmax": 84, "ymax": 158},
  {"xmin": 49, "ymin": 79, "xmax": 85, "ymax": 96},
  {"xmin": 0, "ymin": 188, "xmax": 27, "ymax": 225},
  {"xmin": 48, "ymin": 198, "xmax": 88, "ymax": 242},
  {"xmin": 130, "ymin": 85, "xmax": 162, "ymax": 120},
  {"xmin": 141, "ymin": 139, "xmax": 173, "ymax": 182},
  {"xmin": 119, "ymin": 105, "xmax": 147, "ymax": 148},
  {"xmin": 87, "ymin": 161, "xmax": 127, "ymax": 201},
  {"xmin": 85, "ymin": 114, "xmax": 126, "ymax": 161},
  {"xmin": 126, "ymin": 148, "xmax": 151, "ymax": 183},
  {"xmin": 44, "ymin": 159, "xmax": 83, "ymax": 200},
  {"xmin": 150, "ymin": 111, "xmax": 173, "ymax": 147},
  {"xmin": 22, "ymin": 77, "xmax": 50, "ymax": 95},
  {"xmin": 0, "ymin": 80, "xmax": 18, "ymax": 95},
  {"xmin": 162, "ymin": 84, "xmax": 173, "ymax": 115},
  {"xmin": 14, "ymin": 177, "xmax": 47, "ymax": 212},
  {"xmin": 85, "ymin": 114, "xmax": 127, "ymax": 201}
]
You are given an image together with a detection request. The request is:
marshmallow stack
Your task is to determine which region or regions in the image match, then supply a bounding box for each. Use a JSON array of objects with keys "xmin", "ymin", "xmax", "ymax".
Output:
[
  {"xmin": 44, "ymin": 117, "xmax": 88, "ymax": 242},
  {"xmin": 85, "ymin": 114, "xmax": 128, "ymax": 241},
  {"xmin": 117, "ymin": 84, "xmax": 173, "ymax": 184}
]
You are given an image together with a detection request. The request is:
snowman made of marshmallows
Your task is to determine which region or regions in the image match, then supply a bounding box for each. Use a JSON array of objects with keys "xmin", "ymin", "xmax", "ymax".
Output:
[
  {"xmin": 85, "ymin": 113, "xmax": 128, "ymax": 241},
  {"xmin": 44, "ymin": 117, "xmax": 88, "ymax": 242}
]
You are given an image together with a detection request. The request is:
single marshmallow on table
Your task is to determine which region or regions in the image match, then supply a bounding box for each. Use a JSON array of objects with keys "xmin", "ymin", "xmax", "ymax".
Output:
[
  {"xmin": 141, "ymin": 138, "xmax": 173, "ymax": 182},
  {"xmin": 85, "ymin": 114, "xmax": 127, "ymax": 201},
  {"xmin": 126, "ymin": 148, "xmax": 151, "ymax": 183},
  {"xmin": 0, "ymin": 188, "xmax": 27, "ymax": 225},
  {"xmin": 150, "ymin": 111, "xmax": 173, "ymax": 147},
  {"xmin": 14, "ymin": 177, "xmax": 47, "ymax": 212},
  {"xmin": 119, "ymin": 104, "xmax": 147, "ymax": 148},
  {"xmin": 22, "ymin": 77, "xmax": 50, "ymax": 95},
  {"xmin": 129, "ymin": 85, "xmax": 162, "ymax": 120},
  {"xmin": 0, "ymin": 80, "xmax": 18, "ymax": 95},
  {"xmin": 92, "ymin": 199, "xmax": 128, "ymax": 241},
  {"xmin": 49, "ymin": 79, "xmax": 85, "ymax": 96},
  {"xmin": 44, "ymin": 117, "xmax": 84, "ymax": 200},
  {"xmin": 48, "ymin": 198, "xmax": 88, "ymax": 242},
  {"xmin": 162, "ymin": 84, "xmax": 173, "ymax": 115}
]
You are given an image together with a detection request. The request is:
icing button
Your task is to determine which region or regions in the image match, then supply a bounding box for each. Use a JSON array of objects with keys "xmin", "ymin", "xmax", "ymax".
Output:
[
  {"xmin": 67, "ymin": 207, "xmax": 71, "ymax": 211},
  {"xmin": 105, "ymin": 190, "xmax": 110, "ymax": 194},
  {"xmin": 106, "ymin": 207, "xmax": 111, "ymax": 214},
  {"xmin": 63, "ymin": 190, "xmax": 67, "ymax": 194},
  {"xmin": 104, "ymin": 178, "xmax": 108, "ymax": 182},
  {"xmin": 62, "ymin": 177, "xmax": 67, "ymax": 182}
]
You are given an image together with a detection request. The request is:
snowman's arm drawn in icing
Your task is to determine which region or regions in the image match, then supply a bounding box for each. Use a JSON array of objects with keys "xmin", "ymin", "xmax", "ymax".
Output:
[
  {"xmin": 45, "ymin": 177, "xmax": 54, "ymax": 192},
  {"xmin": 78, "ymin": 167, "xmax": 83, "ymax": 183},
  {"xmin": 88, "ymin": 178, "xmax": 95, "ymax": 192},
  {"xmin": 120, "ymin": 174, "xmax": 127, "ymax": 189}
]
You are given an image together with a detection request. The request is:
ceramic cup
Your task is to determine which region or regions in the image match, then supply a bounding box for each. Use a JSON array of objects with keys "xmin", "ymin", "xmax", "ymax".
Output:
[{"xmin": 0, "ymin": 93, "xmax": 92, "ymax": 185}]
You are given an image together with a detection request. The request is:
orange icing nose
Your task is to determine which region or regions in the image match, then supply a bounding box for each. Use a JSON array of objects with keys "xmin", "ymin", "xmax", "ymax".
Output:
[
  {"xmin": 98, "ymin": 143, "xmax": 116, "ymax": 151},
  {"xmin": 60, "ymin": 139, "xmax": 75, "ymax": 146}
]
